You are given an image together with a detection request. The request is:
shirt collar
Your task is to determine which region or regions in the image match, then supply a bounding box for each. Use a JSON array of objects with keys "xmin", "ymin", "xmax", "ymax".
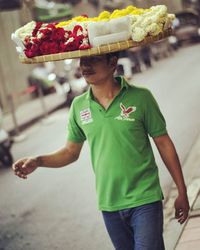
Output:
[{"xmin": 85, "ymin": 75, "xmax": 129, "ymax": 100}]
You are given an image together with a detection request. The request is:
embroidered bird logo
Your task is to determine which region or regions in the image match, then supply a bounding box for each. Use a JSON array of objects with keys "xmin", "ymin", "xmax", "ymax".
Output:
[{"xmin": 120, "ymin": 103, "xmax": 136, "ymax": 118}]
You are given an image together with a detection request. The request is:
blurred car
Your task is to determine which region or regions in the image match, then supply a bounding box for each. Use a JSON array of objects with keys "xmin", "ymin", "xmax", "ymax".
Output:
[
  {"xmin": 65, "ymin": 68, "xmax": 88, "ymax": 107},
  {"xmin": 140, "ymin": 45, "xmax": 152, "ymax": 68},
  {"xmin": 172, "ymin": 10, "xmax": 200, "ymax": 46},
  {"xmin": 28, "ymin": 64, "xmax": 56, "ymax": 97},
  {"xmin": 150, "ymin": 38, "xmax": 172, "ymax": 61},
  {"xmin": 168, "ymin": 35, "xmax": 179, "ymax": 51},
  {"xmin": 127, "ymin": 48, "xmax": 142, "ymax": 73},
  {"xmin": 33, "ymin": 0, "xmax": 72, "ymax": 22}
]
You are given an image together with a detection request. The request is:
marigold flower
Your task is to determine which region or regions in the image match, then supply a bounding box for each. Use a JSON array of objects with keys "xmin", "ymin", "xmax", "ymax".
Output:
[{"xmin": 98, "ymin": 11, "xmax": 110, "ymax": 20}]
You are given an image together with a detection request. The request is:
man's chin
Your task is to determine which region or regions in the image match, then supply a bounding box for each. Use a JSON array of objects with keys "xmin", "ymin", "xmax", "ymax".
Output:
[
  {"xmin": 82, "ymin": 74, "xmax": 109, "ymax": 85},
  {"xmin": 83, "ymin": 75, "xmax": 97, "ymax": 84}
]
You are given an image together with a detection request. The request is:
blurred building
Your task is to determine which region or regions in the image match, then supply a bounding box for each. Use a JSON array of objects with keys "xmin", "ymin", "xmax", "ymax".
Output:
[{"xmin": 0, "ymin": 1, "xmax": 34, "ymax": 113}]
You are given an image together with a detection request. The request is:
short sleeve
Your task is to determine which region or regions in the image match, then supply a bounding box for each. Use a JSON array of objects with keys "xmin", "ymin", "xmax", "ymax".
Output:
[
  {"xmin": 143, "ymin": 90, "xmax": 167, "ymax": 137},
  {"xmin": 67, "ymin": 101, "xmax": 86, "ymax": 143}
]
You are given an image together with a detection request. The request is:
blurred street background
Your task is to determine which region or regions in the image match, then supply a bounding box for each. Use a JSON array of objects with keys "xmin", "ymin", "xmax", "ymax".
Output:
[{"xmin": 0, "ymin": 1, "xmax": 200, "ymax": 250}]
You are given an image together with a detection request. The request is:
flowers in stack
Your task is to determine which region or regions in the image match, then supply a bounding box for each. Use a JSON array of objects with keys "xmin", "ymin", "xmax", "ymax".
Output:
[
  {"xmin": 130, "ymin": 5, "xmax": 175, "ymax": 42},
  {"xmin": 11, "ymin": 5, "xmax": 175, "ymax": 58},
  {"xmin": 56, "ymin": 5, "xmax": 175, "ymax": 44},
  {"xmin": 12, "ymin": 19, "xmax": 91, "ymax": 58}
]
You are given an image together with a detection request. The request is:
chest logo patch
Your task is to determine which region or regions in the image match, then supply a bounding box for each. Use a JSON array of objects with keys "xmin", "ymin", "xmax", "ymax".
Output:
[
  {"xmin": 80, "ymin": 108, "xmax": 93, "ymax": 125},
  {"xmin": 115, "ymin": 103, "xmax": 136, "ymax": 121}
]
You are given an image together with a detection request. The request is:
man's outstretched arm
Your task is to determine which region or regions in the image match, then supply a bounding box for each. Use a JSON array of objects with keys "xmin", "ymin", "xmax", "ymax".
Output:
[
  {"xmin": 153, "ymin": 134, "xmax": 190, "ymax": 224},
  {"xmin": 12, "ymin": 141, "xmax": 83, "ymax": 179}
]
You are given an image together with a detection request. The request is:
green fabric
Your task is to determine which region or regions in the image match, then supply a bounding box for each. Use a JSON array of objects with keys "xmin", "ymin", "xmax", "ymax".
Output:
[{"xmin": 67, "ymin": 76, "xmax": 167, "ymax": 211}]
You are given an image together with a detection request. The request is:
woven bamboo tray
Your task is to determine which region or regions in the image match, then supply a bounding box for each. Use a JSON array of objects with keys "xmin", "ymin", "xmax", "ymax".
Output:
[{"xmin": 19, "ymin": 28, "xmax": 172, "ymax": 64}]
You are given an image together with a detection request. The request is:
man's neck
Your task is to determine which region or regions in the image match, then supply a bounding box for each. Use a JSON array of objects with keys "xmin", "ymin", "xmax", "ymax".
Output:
[{"xmin": 90, "ymin": 76, "xmax": 121, "ymax": 100}]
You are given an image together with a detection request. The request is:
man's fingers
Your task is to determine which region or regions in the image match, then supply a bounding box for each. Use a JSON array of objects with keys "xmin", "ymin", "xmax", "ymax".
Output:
[
  {"xmin": 21, "ymin": 161, "xmax": 32, "ymax": 174},
  {"xmin": 13, "ymin": 159, "xmax": 24, "ymax": 169},
  {"xmin": 15, "ymin": 172, "xmax": 25, "ymax": 179},
  {"xmin": 175, "ymin": 208, "xmax": 188, "ymax": 224},
  {"xmin": 12, "ymin": 162, "xmax": 19, "ymax": 171},
  {"xmin": 15, "ymin": 170, "xmax": 27, "ymax": 179},
  {"xmin": 13, "ymin": 157, "xmax": 37, "ymax": 179},
  {"xmin": 13, "ymin": 165, "xmax": 26, "ymax": 175},
  {"xmin": 16, "ymin": 160, "xmax": 30, "ymax": 173},
  {"xmin": 175, "ymin": 208, "xmax": 182, "ymax": 218},
  {"xmin": 22, "ymin": 162, "xmax": 29, "ymax": 170},
  {"xmin": 175, "ymin": 209, "xmax": 185, "ymax": 218},
  {"xmin": 12, "ymin": 159, "xmax": 26, "ymax": 172},
  {"xmin": 178, "ymin": 216, "xmax": 187, "ymax": 224}
]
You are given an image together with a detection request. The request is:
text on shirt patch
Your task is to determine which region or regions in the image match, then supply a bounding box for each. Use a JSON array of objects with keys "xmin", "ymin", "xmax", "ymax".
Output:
[
  {"xmin": 115, "ymin": 103, "xmax": 136, "ymax": 121},
  {"xmin": 80, "ymin": 108, "xmax": 93, "ymax": 125}
]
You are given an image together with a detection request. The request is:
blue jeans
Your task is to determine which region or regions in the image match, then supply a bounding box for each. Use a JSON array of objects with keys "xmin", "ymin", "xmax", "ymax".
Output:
[{"xmin": 102, "ymin": 201, "xmax": 165, "ymax": 250}]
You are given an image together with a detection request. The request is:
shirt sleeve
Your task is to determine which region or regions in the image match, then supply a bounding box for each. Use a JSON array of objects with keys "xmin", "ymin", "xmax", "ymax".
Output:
[
  {"xmin": 143, "ymin": 90, "xmax": 167, "ymax": 138},
  {"xmin": 67, "ymin": 101, "xmax": 86, "ymax": 143}
]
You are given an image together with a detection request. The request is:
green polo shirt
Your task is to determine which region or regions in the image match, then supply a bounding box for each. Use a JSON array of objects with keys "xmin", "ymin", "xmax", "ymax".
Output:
[{"xmin": 67, "ymin": 76, "xmax": 167, "ymax": 211}]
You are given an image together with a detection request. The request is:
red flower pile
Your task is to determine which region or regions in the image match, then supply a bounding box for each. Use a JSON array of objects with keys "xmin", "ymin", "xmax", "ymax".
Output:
[{"xmin": 24, "ymin": 22, "xmax": 91, "ymax": 58}]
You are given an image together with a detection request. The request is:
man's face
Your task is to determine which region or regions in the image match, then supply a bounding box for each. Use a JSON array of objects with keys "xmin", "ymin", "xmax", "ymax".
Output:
[{"xmin": 79, "ymin": 55, "xmax": 116, "ymax": 85}]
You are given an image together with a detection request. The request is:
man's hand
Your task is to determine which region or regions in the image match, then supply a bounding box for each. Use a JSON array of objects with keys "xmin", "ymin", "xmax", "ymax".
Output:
[
  {"xmin": 12, "ymin": 141, "xmax": 83, "ymax": 179},
  {"xmin": 174, "ymin": 193, "xmax": 190, "ymax": 224},
  {"xmin": 12, "ymin": 157, "xmax": 39, "ymax": 179}
]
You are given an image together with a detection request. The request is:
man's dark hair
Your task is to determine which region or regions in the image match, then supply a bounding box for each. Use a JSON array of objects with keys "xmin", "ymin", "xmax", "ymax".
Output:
[{"xmin": 105, "ymin": 52, "xmax": 120, "ymax": 61}]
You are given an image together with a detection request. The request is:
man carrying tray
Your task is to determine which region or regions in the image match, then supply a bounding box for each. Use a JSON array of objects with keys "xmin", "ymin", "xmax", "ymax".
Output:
[{"xmin": 13, "ymin": 51, "xmax": 189, "ymax": 250}]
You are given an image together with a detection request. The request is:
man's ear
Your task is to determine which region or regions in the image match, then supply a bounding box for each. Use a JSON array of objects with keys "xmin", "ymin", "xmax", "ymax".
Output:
[{"xmin": 109, "ymin": 56, "xmax": 118, "ymax": 70}]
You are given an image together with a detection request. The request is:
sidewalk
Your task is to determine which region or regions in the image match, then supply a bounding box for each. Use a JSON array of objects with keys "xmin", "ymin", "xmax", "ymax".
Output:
[
  {"xmin": 164, "ymin": 133, "xmax": 200, "ymax": 250},
  {"xmin": 3, "ymin": 92, "xmax": 67, "ymax": 135}
]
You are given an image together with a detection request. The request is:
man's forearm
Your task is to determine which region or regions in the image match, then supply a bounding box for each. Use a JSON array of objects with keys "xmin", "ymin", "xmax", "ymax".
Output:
[
  {"xmin": 154, "ymin": 135, "xmax": 187, "ymax": 195},
  {"xmin": 36, "ymin": 147, "xmax": 78, "ymax": 168}
]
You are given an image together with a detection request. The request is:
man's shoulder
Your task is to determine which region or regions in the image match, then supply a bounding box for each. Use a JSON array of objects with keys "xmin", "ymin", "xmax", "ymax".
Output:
[
  {"xmin": 128, "ymin": 83, "xmax": 152, "ymax": 97},
  {"xmin": 72, "ymin": 91, "xmax": 89, "ymax": 106}
]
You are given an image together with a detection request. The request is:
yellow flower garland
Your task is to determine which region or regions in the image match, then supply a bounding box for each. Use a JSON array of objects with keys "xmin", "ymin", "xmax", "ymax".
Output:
[{"xmin": 56, "ymin": 5, "xmax": 151, "ymax": 28}]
